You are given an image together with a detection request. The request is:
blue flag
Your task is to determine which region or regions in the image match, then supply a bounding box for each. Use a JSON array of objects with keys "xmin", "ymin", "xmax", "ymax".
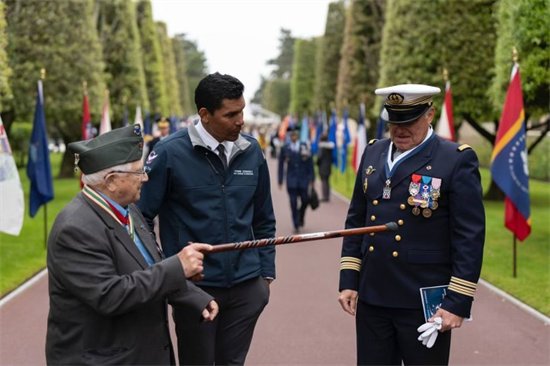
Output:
[
  {"xmin": 340, "ymin": 108, "xmax": 351, "ymax": 173},
  {"xmin": 144, "ymin": 110, "xmax": 152, "ymax": 136},
  {"xmin": 311, "ymin": 111, "xmax": 323, "ymax": 155},
  {"xmin": 376, "ymin": 103, "xmax": 386, "ymax": 140},
  {"xmin": 26, "ymin": 80, "xmax": 54, "ymax": 217},
  {"xmin": 328, "ymin": 109, "xmax": 339, "ymax": 167}
]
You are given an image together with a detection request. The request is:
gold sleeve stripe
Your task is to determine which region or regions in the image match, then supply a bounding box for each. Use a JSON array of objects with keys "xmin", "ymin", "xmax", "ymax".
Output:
[
  {"xmin": 341, "ymin": 257, "xmax": 362, "ymax": 264},
  {"xmin": 340, "ymin": 264, "xmax": 361, "ymax": 272},
  {"xmin": 450, "ymin": 276, "xmax": 477, "ymax": 289},
  {"xmin": 448, "ymin": 283, "xmax": 476, "ymax": 297}
]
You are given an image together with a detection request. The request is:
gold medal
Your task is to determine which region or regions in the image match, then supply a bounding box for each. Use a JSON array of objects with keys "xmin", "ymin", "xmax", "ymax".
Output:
[
  {"xmin": 422, "ymin": 208, "xmax": 432, "ymax": 218},
  {"xmin": 431, "ymin": 201, "xmax": 439, "ymax": 210},
  {"xmin": 412, "ymin": 207, "xmax": 420, "ymax": 216},
  {"xmin": 407, "ymin": 196, "xmax": 415, "ymax": 206},
  {"xmin": 420, "ymin": 200, "xmax": 429, "ymax": 208}
]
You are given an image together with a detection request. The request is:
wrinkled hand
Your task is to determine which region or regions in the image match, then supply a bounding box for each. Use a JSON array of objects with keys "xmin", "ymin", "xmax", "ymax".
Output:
[
  {"xmin": 201, "ymin": 300, "xmax": 219, "ymax": 322},
  {"xmin": 430, "ymin": 308, "xmax": 464, "ymax": 332},
  {"xmin": 338, "ymin": 289, "xmax": 358, "ymax": 316},
  {"xmin": 177, "ymin": 243, "xmax": 212, "ymax": 278},
  {"xmin": 417, "ymin": 317, "xmax": 442, "ymax": 348}
]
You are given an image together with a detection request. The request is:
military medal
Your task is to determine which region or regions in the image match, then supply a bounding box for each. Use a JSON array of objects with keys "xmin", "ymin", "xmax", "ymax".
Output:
[
  {"xmin": 431, "ymin": 201, "xmax": 439, "ymax": 210},
  {"xmin": 431, "ymin": 178, "xmax": 442, "ymax": 199},
  {"xmin": 409, "ymin": 174, "xmax": 421, "ymax": 196},
  {"xmin": 363, "ymin": 178, "xmax": 368, "ymax": 193},
  {"xmin": 407, "ymin": 196, "xmax": 415, "ymax": 206},
  {"xmin": 412, "ymin": 207, "xmax": 421, "ymax": 216},
  {"xmin": 382, "ymin": 179, "xmax": 392, "ymax": 199},
  {"xmin": 422, "ymin": 208, "xmax": 432, "ymax": 218}
]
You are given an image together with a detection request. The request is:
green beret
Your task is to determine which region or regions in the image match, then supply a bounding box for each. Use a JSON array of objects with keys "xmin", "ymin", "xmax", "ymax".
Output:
[{"xmin": 68, "ymin": 124, "xmax": 144, "ymax": 174}]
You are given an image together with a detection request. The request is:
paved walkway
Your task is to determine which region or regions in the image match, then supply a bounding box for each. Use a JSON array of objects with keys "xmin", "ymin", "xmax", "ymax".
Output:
[{"xmin": 1, "ymin": 157, "xmax": 549, "ymax": 365}]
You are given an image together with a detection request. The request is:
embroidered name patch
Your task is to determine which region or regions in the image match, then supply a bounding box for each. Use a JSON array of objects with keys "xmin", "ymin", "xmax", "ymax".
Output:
[{"xmin": 234, "ymin": 169, "xmax": 254, "ymax": 176}]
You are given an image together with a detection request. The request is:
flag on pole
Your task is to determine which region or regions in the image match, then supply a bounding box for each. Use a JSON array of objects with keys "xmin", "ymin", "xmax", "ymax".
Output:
[
  {"xmin": 26, "ymin": 80, "xmax": 54, "ymax": 218},
  {"xmin": 300, "ymin": 114, "xmax": 309, "ymax": 143},
  {"xmin": 340, "ymin": 108, "xmax": 350, "ymax": 173},
  {"xmin": 99, "ymin": 92, "xmax": 111, "ymax": 135},
  {"xmin": 435, "ymin": 81, "xmax": 455, "ymax": 141},
  {"xmin": 352, "ymin": 103, "xmax": 367, "ymax": 173},
  {"xmin": 80, "ymin": 88, "xmax": 93, "ymax": 188},
  {"xmin": 328, "ymin": 109, "xmax": 339, "ymax": 168},
  {"xmin": 0, "ymin": 115, "xmax": 24, "ymax": 235},
  {"xmin": 311, "ymin": 112, "xmax": 323, "ymax": 155},
  {"xmin": 490, "ymin": 63, "xmax": 531, "ymax": 241}
]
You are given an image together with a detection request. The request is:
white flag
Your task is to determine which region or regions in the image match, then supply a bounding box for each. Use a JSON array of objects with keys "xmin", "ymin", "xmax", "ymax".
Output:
[
  {"xmin": 99, "ymin": 96, "xmax": 111, "ymax": 135},
  {"xmin": 0, "ymin": 115, "xmax": 24, "ymax": 236},
  {"xmin": 435, "ymin": 81, "xmax": 455, "ymax": 141}
]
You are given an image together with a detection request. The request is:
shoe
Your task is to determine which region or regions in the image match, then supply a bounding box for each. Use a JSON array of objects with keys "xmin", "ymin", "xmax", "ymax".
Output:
[{"xmin": 293, "ymin": 228, "xmax": 300, "ymax": 234}]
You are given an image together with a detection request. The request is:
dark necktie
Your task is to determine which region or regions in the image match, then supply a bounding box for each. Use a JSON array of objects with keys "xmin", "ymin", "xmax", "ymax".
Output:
[{"xmin": 217, "ymin": 144, "xmax": 228, "ymax": 170}]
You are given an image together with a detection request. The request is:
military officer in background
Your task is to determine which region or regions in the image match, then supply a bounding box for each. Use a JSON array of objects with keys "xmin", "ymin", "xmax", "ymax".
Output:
[
  {"xmin": 338, "ymin": 84, "xmax": 485, "ymax": 365},
  {"xmin": 149, "ymin": 117, "xmax": 171, "ymax": 152},
  {"xmin": 278, "ymin": 125, "xmax": 315, "ymax": 234}
]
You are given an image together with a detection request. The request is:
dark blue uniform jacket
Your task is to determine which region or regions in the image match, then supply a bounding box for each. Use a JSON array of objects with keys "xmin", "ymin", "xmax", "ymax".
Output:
[{"xmin": 278, "ymin": 141, "xmax": 315, "ymax": 190}]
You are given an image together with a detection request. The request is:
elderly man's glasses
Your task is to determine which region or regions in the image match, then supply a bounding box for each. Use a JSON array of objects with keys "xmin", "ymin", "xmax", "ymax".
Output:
[{"xmin": 104, "ymin": 168, "xmax": 147, "ymax": 179}]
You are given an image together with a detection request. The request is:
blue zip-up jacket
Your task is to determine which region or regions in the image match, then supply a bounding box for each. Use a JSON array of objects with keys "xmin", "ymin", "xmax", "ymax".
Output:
[{"xmin": 138, "ymin": 122, "xmax": 276, "ymax": 287}]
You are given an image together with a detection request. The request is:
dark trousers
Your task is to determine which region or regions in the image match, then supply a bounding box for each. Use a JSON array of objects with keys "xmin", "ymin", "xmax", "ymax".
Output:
[
  {"xmin": 356, "ymin": 301, "xmax": 451, "ymax": 366},
  {"xmin": 174, "ymin": 276, "xmax": 270, "ymax": 366},
  {"xmin": 288, "ymin": 187, "xmax": 308, "ymax": 230},
  {"xmin": 320, "ymin": 176, "xmax": 330, "ymax": 201}
]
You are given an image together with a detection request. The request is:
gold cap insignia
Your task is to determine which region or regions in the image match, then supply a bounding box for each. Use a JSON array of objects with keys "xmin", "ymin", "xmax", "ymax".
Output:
[{"xmin": 388, "ymin": 93, "xmax": 404, "ymax": 104}]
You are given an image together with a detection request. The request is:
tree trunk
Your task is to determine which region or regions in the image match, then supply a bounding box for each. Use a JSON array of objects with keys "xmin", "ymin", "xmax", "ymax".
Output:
[
  {"xmin": 59, "ymin": 148, "xmax": 76, "ymax": 178},
  {"xmin": 484, "ymin": 179, "xmax": 505, "ymax": 201}
]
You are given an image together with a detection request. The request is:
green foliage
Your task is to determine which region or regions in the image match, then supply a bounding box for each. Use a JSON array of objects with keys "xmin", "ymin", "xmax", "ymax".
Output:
[
  {"xmin": 172, "ymin": 36, "xmax": 194, "ymax": 115},
  {"xmin": 313, "ymin": 0, "xmax": 346, "ymax": 112},
  {"xmin": 290, "ymin": 38, "xmax": 319, "ymax": 115},
  {"xmin": 98, "ymin": 0, "xmax": 149, "ymax": 123},
  {"xmin": 136, "ymin": 0, "xmax": 168, "ymax": 117},
  {"xmin": 0, "ymin": 0, "xmax": 12, "ymax": 111},
  {"xmin": 378, "ymin": 0, "xmax": 497, "ymax": 122},
  {"xmin": 7, "ymin": 121, "xmax": 32, "ymax": 167},
  {"xmin": 6, "ymin": 0, "xmax": 106, "ymax": 177},
  {"xmin": 156, "ymin": 22, "xmax": 181, "ymax": 116},
  {"xmin": 490, "ymin": 0, "xmax": 550, "ymax": 120},
  {"xmin": 268, "ymin": 29, "xmax": 295, "ymax": 79},
  {"xmin": 337, "ymin": 0, "xmax": 386, "ymax": 120},
  {"xmin": 179, "ymin": 35, "xmax": 208, "ymax": 113},
  {"xmin": 263, "ymin": 79, "xmax": 291, "ymax": 117}
]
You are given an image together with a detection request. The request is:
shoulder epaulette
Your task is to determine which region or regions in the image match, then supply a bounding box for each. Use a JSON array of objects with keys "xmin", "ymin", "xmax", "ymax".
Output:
[
  {"xmin": 457, "ymin": 144, "xmax": 472, "ymax": 152},
  {"xmin": 368, "ymin": 139, "xmax": 378, "ymax": 145}
]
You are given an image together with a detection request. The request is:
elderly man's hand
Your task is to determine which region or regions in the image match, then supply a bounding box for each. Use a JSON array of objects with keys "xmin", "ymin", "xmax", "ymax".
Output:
[
  {"xmin": 430, "ymin": 308, "xmax": 464, "ymax": 332},
  {"xmin": 177, "ymin": 243, "xmax": 212, "ymax": 278},
  {"xmin": 202, "ymin": 300, "xmax": 219, "ymax": 322}
]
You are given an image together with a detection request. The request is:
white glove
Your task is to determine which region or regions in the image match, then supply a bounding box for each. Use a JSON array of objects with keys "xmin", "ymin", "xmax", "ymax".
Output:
[{"xmin": 417, "ymin": 317, "xmax": 442, "ymax": 348}]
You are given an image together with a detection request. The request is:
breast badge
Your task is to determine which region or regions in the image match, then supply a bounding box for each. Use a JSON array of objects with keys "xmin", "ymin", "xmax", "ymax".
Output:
[
  {"xmin": 363, "ymin": 178, "xmax": 368, "ymax": 193},
  {"xmin": 408, "ymin": 175, "xmax": 441, "ymax": 218}
]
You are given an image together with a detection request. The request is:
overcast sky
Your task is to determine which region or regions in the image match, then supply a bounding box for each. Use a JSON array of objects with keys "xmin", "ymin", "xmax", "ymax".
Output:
[{"xmin": 150, "ymin": 0, "xmax": 333, "ymax": 103}]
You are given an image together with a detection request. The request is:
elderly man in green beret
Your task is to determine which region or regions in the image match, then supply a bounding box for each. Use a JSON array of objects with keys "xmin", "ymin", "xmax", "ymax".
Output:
[{"xmin": 46, "ymin": 124, "xmax": 218, "ymax": 365}]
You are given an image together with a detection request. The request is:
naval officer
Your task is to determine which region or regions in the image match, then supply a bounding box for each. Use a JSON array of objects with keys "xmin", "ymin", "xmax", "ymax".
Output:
[{"xmin": 338, "ymin": 84, "xmax": 485, "ymax": 365}]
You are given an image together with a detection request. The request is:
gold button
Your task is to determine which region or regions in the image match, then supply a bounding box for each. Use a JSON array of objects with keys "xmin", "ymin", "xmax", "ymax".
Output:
[
  {"xmin": 400, "ymin": 204, "xmax": 406, "ymax": 210},
  {"xmin": 395, "ymin": 235, "xmax": 401, "ymax": 242},
  {"xmin": 371, "ymin": 215, "xmax": 376, "ymax": 221},
  {"xmin": 398, "ymin": 220, "xmax": 404, "ymax": 226},
  {"xmin": 369, "ymin": 246, "xmax": 374, "ymax": 252},
  {"xmin": 370, "ymin": 233, "xmax": 375, "ymax": 237},
  {"xmin": 373, "ymin": 200, "xmax": 379, "ymax": 206},
  {"xmin": 392, "ymin": 251, "xmax": 399, "ymax": 258}
]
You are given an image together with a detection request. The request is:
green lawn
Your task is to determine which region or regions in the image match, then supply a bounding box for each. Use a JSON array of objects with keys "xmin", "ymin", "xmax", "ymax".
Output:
[{"xmin": 330, "ymin": 166, "xmax": 550, "ymax": 316}]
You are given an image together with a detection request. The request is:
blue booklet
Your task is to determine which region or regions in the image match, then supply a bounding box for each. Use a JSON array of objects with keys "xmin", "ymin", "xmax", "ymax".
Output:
[{"xmin": 419, "ymin": 285, "xmax": 448, "ymax": 322}]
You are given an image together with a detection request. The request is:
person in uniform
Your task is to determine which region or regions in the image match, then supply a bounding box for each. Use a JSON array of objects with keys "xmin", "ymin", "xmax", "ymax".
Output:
[
  {"xmin": 138, "ymin": 73, "xmax": 275, "ymax": 366},
  {"xmin": 316, "ymin": 133, "xmax": 334, "ymax": 202},
  {"xmin": 278, "ymin": 125, "xmax": 315, "ymax": 233},
  {"xmin": 149, "ymin": 116, "xmax": 171, "ymax": 152},
  {"xmin": 337, "ymin": 84, "xmax": 485, "ymax": 365},
  {"xmin": 46, "ymin": 124, "xmax": 218, "ymax": 365}
]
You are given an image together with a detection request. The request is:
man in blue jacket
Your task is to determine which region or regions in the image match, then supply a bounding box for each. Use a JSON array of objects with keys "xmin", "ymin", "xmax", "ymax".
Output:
[{"xmin": 138, "ymin": 73, "xmax": 276, "ymax": 366}]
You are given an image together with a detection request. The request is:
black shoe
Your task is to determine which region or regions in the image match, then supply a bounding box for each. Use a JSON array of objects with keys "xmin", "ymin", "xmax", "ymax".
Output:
[{"xmin": 293, "ymin": 228, "xmax": 300, "ymax": 234}]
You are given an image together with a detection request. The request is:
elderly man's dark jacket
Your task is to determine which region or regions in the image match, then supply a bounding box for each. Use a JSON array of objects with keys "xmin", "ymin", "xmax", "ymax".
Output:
[
  {"xmin": 46, "ymin": 191, "xmax": 212, "ymax": 365},
  {"xmin": 339, "ymin": 135, "xmax": 485, "ymax": 318}
]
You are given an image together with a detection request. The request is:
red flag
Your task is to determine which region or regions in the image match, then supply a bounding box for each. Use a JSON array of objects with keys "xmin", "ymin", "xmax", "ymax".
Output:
[
  {"xmin": 490, "ymin": 64, "xmax": 531, "ymax": 241},
  {"xmin": 435, "ymin": 81, "xmax": 455, "ymax": 141}
]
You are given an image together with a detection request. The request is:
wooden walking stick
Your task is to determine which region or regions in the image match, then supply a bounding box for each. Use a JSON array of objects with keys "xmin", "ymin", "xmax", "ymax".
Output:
[{"xmin": 207, "ymin": 222, "xmax": 398, "ymax": 254}]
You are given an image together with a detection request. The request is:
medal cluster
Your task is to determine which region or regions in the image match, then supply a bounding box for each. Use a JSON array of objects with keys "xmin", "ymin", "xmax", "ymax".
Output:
[{"xmin": 407, "ymin": 174, "xmax": 441, "ymax": 218}]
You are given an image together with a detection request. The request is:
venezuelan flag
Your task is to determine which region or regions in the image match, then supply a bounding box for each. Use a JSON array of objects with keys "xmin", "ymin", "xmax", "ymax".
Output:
[{"xmin": 490, "ymin": 64, "xmax": 531, "ymax": 241}]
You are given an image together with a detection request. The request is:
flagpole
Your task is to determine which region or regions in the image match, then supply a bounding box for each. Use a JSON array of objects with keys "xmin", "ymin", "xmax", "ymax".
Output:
[{"xmin": 41, "ymin": 68, "xmax": 48, "ymax": 248}]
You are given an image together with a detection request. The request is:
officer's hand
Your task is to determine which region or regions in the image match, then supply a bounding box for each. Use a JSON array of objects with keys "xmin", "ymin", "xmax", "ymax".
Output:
[
  {"xmin": 338, "ymin": 289, "xmax": 358, "ymax": 316},
  {"xmin": 430, "ymin": 308, "xmax": 464, "ymax": 332},
  {"xmin": 177, "ymin": 243, "xmax": 212, "ymax": 278},
  {"xmin": 202, "ymin": 300, "xmax": 219, "ymax": 322}
]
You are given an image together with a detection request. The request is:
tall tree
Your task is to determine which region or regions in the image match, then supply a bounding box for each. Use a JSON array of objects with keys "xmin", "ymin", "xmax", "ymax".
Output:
[
  {"xmin": 156, "ymin": 21, "xmax": 181, "ymax": 116},
  {"xmin": 0, "ymin": 0, "xmax": 12, "ymax": 115},
  {"xmin": 337, "ymin": 0, "xmax": 386, "ymax": 121},
  {"xmin": 180, "ymin": 35, "xmax": 208, "ymax": 112},
  {"xmin": 263, "ymin": 79, "xmax": 291, "ymax": 117},
  {"xmin": 172, "ymin": 35, "xmax": 194, "ymax": 115},
  {"xmin": 136, "ymin": 0, "xmax": 168, "ymax": 116},
  {"xmin": 290, "ymin": 37, "xmax": 319, "ymax": 115},
  {"xmin": 6, "ymin": 0, "xmax": 106, "ymax": 177},
  {"xmin": 313, "ymin": 0, "xmax": 346, "ymax": 112},
  {"xmin": 268, "ymin": 29, "xmax": 295, "ymax": 79},
  {"xmin": 97, "ymin": 0, "xmax": 149, "ymax": 123}
]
